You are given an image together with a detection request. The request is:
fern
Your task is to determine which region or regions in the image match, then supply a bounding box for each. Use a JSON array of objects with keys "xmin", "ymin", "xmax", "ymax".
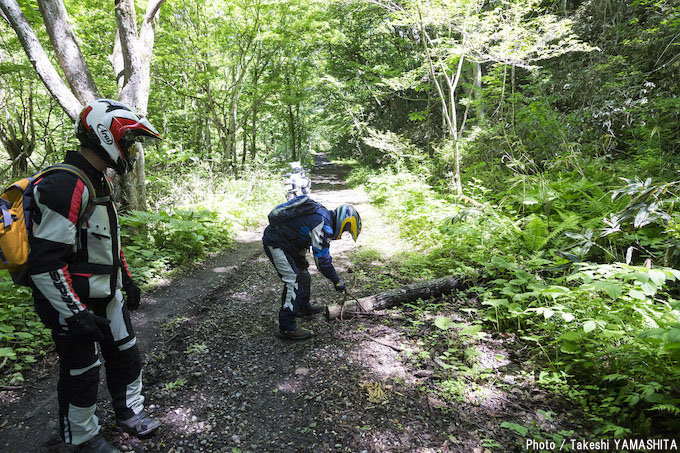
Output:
[
  {"xmin": 543, "ymin": 211, "xmax": 582, "ymax": 249},
  {"xmin": 522, "ymin": 214, "xmax": 548, "ymax": 251},
  {"xmin": 522, "ymin": 212, "xmax": 582, "ymax": 251},
  {"xmin": 650, "ymin": 404, "xmax": 680, "ymax": 416}
]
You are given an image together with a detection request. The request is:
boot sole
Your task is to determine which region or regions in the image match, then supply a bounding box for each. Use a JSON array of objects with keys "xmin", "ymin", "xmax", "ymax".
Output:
[
  {"xmin": 294, "ymin": 311, "xmax": 322, "ymax": 318},
  {"xmin": 115, "ymin": 423, "xmax": 161, "ymax": 437},
  {"xmin": 278, "ymin": 332, "xmax": 312, "ymax": 340}
]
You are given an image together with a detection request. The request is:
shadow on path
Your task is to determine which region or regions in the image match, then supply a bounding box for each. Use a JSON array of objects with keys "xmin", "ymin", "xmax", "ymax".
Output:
[{"xmin": 0, "ymin": 154, "xmax": 581, "ymax": 452}]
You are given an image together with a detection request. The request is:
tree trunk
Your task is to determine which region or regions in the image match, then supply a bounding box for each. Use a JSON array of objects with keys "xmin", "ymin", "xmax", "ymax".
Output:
[
  {"xmin": 114, "ymin": 0, "xmax": 165, "ymax": 211},
  {"xmin": 241, "ymin": 116, "xmax": 248, "ymax": 166},
  {"xmin": 288, "ymin": 103, "xmax": 296, "ymax": 160},
  {"xmin": 250, "ymin": 102, "xmax": 258, "ymax": 160},
  {"xmin": 473, "ymin": 61, "xmax": 484, "ymax": 123},
  {"xmin": 115, "ymin": 0, "xmax": 163, "ymax": 114},
  {"xmin": 37, "ymin": 0, "xmax": 99, "ymax": 104},
  {"xmin": 224, "ymin": 62, "xmax": 249, "ymax": 168},
  {"xmin": 326, "ymin": 276, "xmax": 463, "ymax": 320},
  {"xmin": 0, "ymin": 88, "xmax": 36, "ymax": 176},
  {"xmin": 295, "ymin": 102, "xmax": 300, "ymax": 155},
  {"xmin": 249, "ymin": 62, "xmax": 259, "ymax": 161},
  {"xmin": 204, "ymin": 115, "xmax": 211, "ymax": 154},
  {"xmin": 228, "ymin": 93, "xmax": 238, "ymax": 167}
]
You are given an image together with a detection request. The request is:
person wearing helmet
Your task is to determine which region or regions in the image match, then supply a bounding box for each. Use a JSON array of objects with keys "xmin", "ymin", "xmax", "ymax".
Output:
[
  {"xmin": 27, "ymin": 99, "xmax": 162, "ymax": 452},
  {"xmin": 262, "ymin": 197, "xmax": 361, "ymax": 340},
  {"xmin": 283, "ymin": 163, "xmax": 312, "ymax": 200}
]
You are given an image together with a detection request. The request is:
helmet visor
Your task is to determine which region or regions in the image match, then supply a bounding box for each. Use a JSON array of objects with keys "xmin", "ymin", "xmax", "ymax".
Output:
[
  {"xmin": 122, "ymin": 117, "xmax": 161, "ymax": 143},
  {"xmin": 120, "ymin": 118, "xmax": 161, "ymax": 154}
]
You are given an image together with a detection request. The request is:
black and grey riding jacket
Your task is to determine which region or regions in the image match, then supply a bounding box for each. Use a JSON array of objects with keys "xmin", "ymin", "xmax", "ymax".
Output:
[{"xmin": 28, "ymin": 151, "xmax": 133, "ymax": 320}]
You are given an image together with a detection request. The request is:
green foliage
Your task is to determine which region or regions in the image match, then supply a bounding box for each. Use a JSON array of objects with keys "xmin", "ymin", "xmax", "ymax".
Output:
[
  {"xmin": 359, "ymin": 167, "xmax": 452, "ymax": 248},
  {"xmin": 0, "ymin": 273, "xmax": 52, "ymax": 385},
  {"xmin": 477, "ymin": 259, "xmax": 680, "ymax": 435},
  {"xmin": 120, "ymin": 208, "xmax": 232, "ymax": 283},
  {"xmin": 500, "ymin": 421, "xmax": 528, "ymax": 437},
  {"xmin": 163, "ymin": 378, "xmax": 186, "ymax": 392},
  {"xmin": 566, "ymin": 176, "xmax": 680, "ymax": 267},
  {"xmin": 361, "ymin": 161, "xmax": 680, "ymax": 436}
]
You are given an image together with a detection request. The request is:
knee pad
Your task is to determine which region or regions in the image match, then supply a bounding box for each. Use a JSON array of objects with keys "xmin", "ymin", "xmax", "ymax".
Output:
[
  {"xmin": 298, "ymin": 270, "xmax": 311, "ymax": 287},
  {"xmin": 103, "ymin": 343, "xmax": 142, "ymax": 384},
  {"xmin": 64, "ymin": 361, "xmax": 100, "ymax": 408}
]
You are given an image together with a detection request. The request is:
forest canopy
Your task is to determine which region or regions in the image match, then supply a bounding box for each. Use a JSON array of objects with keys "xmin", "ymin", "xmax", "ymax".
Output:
[{"xmin": 1, "ymin": 0, "xmax": 680, "ymax": 442}]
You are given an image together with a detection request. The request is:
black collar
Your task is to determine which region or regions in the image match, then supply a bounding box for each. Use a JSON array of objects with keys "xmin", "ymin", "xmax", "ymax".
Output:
[{"xmin": 64, "ymin": 150, "xmax": 106, "ymax": 186}]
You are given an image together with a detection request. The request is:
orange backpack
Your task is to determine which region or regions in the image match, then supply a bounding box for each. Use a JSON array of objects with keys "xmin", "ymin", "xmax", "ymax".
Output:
[{"xmin": 0, "ymin": 164, "xmax": 101, "ymax": 285}]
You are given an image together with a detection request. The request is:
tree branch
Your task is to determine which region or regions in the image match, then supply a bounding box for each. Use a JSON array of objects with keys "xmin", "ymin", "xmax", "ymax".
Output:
[
  {"xmin": 115, "ymin": 0, "xmax": 140, "ymax": 103},
  {"xmin": 0, "ymin": 0, "xmax": 81, "ymax": 119},
  {"xmin": 37, "ymin": 0, "xmax": 99, "ymax": 104},
  {"xmin": 144, "ymin": 0, "xmax": 165, "ymax": 25}
]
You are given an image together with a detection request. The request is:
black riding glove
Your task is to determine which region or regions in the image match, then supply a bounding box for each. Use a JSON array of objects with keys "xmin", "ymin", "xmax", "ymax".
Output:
[
  {"xmin": 123, "ymin": 281, "xmax": 141, "ymax": 311},
  {"xmin": 335, "ymin": 279, "xmax": 346, "ymax": 292},
  {"xmin": 66, "ymin": 310, "xmax": 110, "ymax": 342}
]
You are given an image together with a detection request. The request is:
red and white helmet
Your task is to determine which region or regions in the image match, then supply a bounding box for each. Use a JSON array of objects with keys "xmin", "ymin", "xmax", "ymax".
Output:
[{"xmin": 75, "ymin": 99, "xmax": 161, "ymax": 174}]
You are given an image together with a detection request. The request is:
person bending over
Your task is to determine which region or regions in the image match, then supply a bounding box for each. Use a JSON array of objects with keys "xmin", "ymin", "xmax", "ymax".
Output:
[{"xmin": 263, "ymin": 197, "xmax": 361, "ymax": 340}]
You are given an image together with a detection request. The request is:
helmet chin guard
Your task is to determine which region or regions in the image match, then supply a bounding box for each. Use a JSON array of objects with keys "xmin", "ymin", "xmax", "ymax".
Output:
[
  {"xmin": 333, "ymin": 204, "xmax": 362, "ymax": 241},
  {"xmin": 75, "ymin": 99, "xmax": 161, "ymax": 175}
]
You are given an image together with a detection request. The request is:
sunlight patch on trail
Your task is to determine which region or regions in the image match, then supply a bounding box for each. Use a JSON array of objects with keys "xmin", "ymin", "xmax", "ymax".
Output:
[
  {"xmin": 161, "ymin": 404, "xmax": 212, "ymax": 435},
  {"xmin": 212, "ymin": 265, "xmax": 237, "ymax": 273},
  {"xmin": 313, "ymin": 185, "xmax": 414, "ymax": 260}
]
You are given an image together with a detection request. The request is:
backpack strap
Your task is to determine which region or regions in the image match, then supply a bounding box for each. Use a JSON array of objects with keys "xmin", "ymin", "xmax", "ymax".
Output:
[
  {"xmin": 36, "ymin": 164, "xmax": 113, "ymax": 222},
  {"xmin": 96, "ymin": 176, "xmax": 114, "ymax": 204}
]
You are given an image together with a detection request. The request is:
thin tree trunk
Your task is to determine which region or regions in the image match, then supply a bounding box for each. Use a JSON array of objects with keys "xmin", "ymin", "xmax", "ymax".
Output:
[
  {"xmin": 228, "ymin": 98, "xmax": 238, "ymax": 167},
  {"xmin": 241, "ymin": 114, "xmax": 248, "ymax": 166},
  {"xmin": 204, "ymin": 115, "xmax": 211, "ymax": 154},
  {"xmin": 204, "ymin": 82, "xmax": 232, "ymax": 165},
  {"xmin": 225, "ymin": 62, "xmax": 249, "ymax": 168},
  {"xmin": 250, "ymin": 103, "xmax": 258, "ymax": 160},
  {"xmin": 473, "ymin": 61, "xmax": 484, "ymax": 123},
  {"xmin": 249, "ymin": 62, "xmax": 259, "ymax": 160},
  {"xmin": 288, "ymin": 103, "xmax": 296, "ymax": 160},
  {"xmin": 295, "ymin": 102, "xmax": 302, "ymax": 155}
]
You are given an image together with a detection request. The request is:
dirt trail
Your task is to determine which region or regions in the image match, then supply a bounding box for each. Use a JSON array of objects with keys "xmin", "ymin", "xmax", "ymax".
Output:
[{"xmin": 0, "ymin": 155, "xmax": 580, "ymax": 452}]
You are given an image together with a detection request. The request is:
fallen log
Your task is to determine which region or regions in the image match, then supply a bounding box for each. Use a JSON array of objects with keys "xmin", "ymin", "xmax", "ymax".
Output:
[{"xmin": 325, "ymin": 275, "xmax": 463, "ymax": 320}]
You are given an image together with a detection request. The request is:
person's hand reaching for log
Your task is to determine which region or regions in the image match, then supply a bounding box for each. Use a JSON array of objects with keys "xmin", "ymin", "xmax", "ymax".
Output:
[{"xmin": 335, "ymin": 279, "xmax": 346, "ymax": 292}]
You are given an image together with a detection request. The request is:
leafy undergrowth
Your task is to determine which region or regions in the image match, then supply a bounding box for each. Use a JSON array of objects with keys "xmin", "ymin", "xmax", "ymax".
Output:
[
  {"xmin": 395, "ymin": 295, "xmax": 584, "ymax": 450},
  {"xmin": 354, "ymin": 165, "xmax": 680, "ymax": 437},
  {"xmin": 0, "ymin": 275, "xmax": 52, "ymax": 386},
  {"xmin": 473, "ymin": 259, "xmax": 680, "ymax": 437}
]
